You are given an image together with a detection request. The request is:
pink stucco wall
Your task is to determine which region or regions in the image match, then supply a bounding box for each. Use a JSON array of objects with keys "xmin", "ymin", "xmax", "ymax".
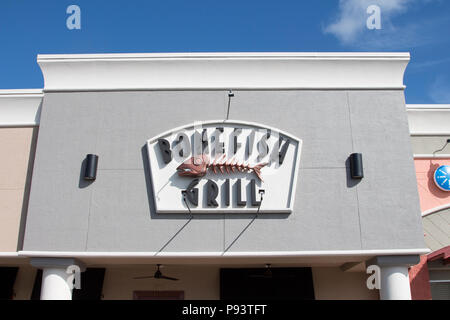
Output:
[
  {"xmin": 409, "ymin": 255, "xmax": 432, "ymax": 300},
  {"xmin": 410, "ymin": 158, "xmax": 450, "ymax": 300},
  {"xmin": 414, "ymin": 158, "xmax": 450, "ymax": 213}
]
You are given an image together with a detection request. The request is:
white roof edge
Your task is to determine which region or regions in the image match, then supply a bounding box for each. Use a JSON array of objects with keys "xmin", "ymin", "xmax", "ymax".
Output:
[
  {"xmin": 37, "ymin": 52, "xmax": 411, "ymax": 61},
  {"xmin": 0, "ymin": 89, "xmax": 43, "ymax": 96},
  {"xmin": 407, "ymin": 104, "xmax": 450, "ymax": 135},
  {"xmin": 407, "ymin": 104, "xmax": 450, "ymax": 109},
  {"xmin": 0, "ymin": 89, "xmax": 43, "ymax": 127},
  {"xmin": 37, "ymin": 52, "xmax": 410, "ymax": 91}
]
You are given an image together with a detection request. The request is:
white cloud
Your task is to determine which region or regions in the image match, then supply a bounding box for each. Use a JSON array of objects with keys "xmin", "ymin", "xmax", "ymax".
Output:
[
  {"xmin": 323, "ymin": 0, "xmax": 413, "ymax": 44},
  {"xmin": 429, "ymin": 76, "xmax": 450, "ymax": 103}
]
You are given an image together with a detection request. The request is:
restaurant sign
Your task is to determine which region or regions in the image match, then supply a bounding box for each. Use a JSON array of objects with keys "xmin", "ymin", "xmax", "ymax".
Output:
[{"xmin": 146, "ymin": 120, "xmax": 302, "ymax": 213}]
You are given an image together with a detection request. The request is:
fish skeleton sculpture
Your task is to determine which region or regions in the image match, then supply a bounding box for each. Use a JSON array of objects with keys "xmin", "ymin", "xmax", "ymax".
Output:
[{"xmin": 176, "ymin": 154, "xmax": 268, "ymax": 181}]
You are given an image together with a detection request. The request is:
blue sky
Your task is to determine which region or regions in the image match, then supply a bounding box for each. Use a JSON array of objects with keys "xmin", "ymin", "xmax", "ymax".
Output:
[{"xmin": 0, "ymin": 0, "xmax": 449, "ymax": 103}]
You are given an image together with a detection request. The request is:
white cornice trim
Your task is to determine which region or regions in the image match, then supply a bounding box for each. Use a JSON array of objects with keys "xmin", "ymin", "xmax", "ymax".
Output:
[
  {"xmin": 414, "ymin": 154, "xmax": 450, "ymax": 159},
  {"xmin": 0, "ymin": 252, "xmax": 20, "ymax": 257},
  {"xmin": 0, "ymin": 89, "xmax": 43, "ymax": 96},
  {"xmin": 0, "ymin": 89, "xmax": 43, "ymax": 127},
  {"xmin": 411, "ymin": 133, "xmax": 450, "ymax": 136},
  {"xmin": 18, "ymin": 248, "xmax": 430, "ymax": 259},
  {"xmin": 422, "ymin": 203, "xmax": 450, "ymax": 217},
  {"xmin": 407, "ymin": 104, "xmax": 450, "ymax": 110},
  {"xmin": 407, "ymin": 104, "xmax": 450, "ymax": 136},
  {"xmin": 37, "ymin": 52, "xmax": 410, "ymax": 91}
]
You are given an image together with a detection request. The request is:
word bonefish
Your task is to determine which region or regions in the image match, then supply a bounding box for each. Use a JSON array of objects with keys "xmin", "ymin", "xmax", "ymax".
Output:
[{"xmin": 155, "ymin": 126, "xmax": 290, "ymax": 207}]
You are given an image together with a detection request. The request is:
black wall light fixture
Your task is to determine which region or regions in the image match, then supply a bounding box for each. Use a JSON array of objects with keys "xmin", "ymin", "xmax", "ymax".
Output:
[
  {"xmin": 84, "ymin": 154, "xmax": 99, "ymax": 181},
  {"xmin": 349, "ymin": 153, "xmax": 364, "ymax": 179}
]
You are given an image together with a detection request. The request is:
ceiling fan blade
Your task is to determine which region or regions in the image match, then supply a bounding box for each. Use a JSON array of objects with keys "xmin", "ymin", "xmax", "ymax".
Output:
[
  {"xmin": 133, "ymin": 276, "xmax": 155, "ymax": 280},
  {"xmin": 160, "ymin": 275, "xmax": 179, "ymax": 281}
]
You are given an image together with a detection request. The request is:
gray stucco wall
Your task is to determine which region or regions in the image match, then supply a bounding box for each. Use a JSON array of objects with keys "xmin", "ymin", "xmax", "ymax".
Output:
[{"xmin": 22, "ymin": 90, "xmax": 425, "ymax": 252}]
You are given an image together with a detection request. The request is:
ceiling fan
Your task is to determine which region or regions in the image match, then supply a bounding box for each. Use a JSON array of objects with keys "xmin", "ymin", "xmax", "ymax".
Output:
[{"xmin": 133, "ymin": 264, "xmax": 179, "ymax": 281}]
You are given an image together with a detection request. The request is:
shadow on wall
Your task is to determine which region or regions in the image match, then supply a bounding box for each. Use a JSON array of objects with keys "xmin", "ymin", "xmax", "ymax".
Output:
[
  {"xmin": 427, "ymin": 160, "xmax": 450, "ymax": 200},
  {"xmin": 17, "ymin": 127, "xmax": 40, "ymax": 251}
]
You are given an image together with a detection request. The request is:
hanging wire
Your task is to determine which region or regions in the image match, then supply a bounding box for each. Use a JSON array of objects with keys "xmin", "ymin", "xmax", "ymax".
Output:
[
  {"xmin": 182, "ymin": 191, "xmax": 193, "ymax": 219},
  {"xmin": 226, "ymin": 90, "xmax": 234, "ymax": 120},
  {"xmin": 256, "ymin": 190, "xmax": 265, "ymax": 217},
  {"xmin": 223, "ymin": 190, "xmax": 265, "ymax": 253},
  {"xmin": 433, "ymin": 139, "xmax": 450, "ymax": 157}
]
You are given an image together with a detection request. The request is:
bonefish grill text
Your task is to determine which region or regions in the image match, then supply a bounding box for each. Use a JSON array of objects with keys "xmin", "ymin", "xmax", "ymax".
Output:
[{"xmin": 147, "ymin": 121, "xmax": 302, "ymax": 213}]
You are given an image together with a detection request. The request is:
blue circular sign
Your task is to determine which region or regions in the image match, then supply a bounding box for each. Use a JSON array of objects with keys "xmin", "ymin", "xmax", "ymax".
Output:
[{"xmin": 434, "ymin": 165, "xmax": 450, "ymax": 191}]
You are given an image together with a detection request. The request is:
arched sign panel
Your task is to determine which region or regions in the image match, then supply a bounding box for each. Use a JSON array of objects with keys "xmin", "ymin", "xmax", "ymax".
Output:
[{"xmin": 146, "ymin": 120, "xmax": 302, "ymax": 213}]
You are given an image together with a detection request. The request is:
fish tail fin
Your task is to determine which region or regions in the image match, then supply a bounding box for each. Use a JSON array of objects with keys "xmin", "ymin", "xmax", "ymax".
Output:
[{"xmin": 253, "ymin": 162, "xmax": 268, "ymax": 182}]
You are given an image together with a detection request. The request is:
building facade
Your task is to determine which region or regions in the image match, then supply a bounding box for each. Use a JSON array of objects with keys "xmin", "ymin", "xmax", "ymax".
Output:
[
  {"xmin": 407, "ymin": 105, "xmax": 450, "ymax": 300},
  {"xmin": 0, "ymin": 52, "xmax": 440, "ymax": 300}
]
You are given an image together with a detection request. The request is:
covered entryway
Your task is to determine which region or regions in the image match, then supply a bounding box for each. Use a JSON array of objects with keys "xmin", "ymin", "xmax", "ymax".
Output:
[{"xmin": 220, "ymin": 267, "xmax": 315, "ymax": 300}]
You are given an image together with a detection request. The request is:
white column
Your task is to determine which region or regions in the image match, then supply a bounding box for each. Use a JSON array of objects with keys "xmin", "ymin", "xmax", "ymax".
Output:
[
  {"xmin": 30, "ymin": 258, "xmax": 85, "ymax": 300},
  {"xmin": 40, "ymin": 267, "xmax": 73, "ymax": 300},
  {"xmin": 380, "ymin": 265, "xmax": 411, "ymax": 300},
  {"xmin": 369, "ymin": 255, "xmax": 419, "ymax": 301}
]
